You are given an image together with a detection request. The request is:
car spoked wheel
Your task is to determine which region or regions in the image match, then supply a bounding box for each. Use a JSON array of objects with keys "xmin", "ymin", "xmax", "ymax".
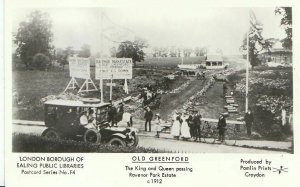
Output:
[
  {"xmin": 83, "ymin": 129, "xmax": 101, "ymax": 144},
  {"xmin": 108, "ymin": 137, "xmax": 126, "ymax": 147},
  {"xmin": 126, "ymin": 133, "xmax": 139, "ymax": 147},
  {"xmin": 42, "ymin": 128, "xmax": 60, "ymax": 139}
]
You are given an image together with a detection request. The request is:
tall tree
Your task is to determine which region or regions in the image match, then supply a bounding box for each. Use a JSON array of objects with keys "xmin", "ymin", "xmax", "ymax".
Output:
[
  {"xmin": 14, "ymin": 11, "xmax": 53, "ymax": 70},
  {"xmin": 183, "ymin": 48, "xmax": 192, "ymax": 57},
  {"xmin": 275, "ymin": 7, "xmax": 292, "ymax": 49},
  {"xmin": 116, "ymin": 39, "xmax": 148, "ymax": 66},
  {"xmin": 78, "ymin": 44, "xmax": 91, "ymax": 58},
  {"xmin": 199, "ymin": 47, "xmax": 207, "ymax": 56}
]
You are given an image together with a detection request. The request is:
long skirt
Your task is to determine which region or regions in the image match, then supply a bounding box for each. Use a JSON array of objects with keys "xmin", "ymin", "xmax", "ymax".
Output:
[
  {"xmin": 181, "ymin": 122, "xmax": 191, "ymax": 138},
  {"xmin": 171, "ymin": 121, "xmax": 181, "ymax": 137}
]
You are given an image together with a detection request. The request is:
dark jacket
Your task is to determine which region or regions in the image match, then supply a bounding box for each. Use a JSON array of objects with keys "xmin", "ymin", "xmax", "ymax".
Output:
[
  {"xmin": 217, "ymin": 117, "xmax": 226, "ymax": 130},
  {"xmin": 108, "ymin": 106, "xmax": 117, "ymax": 118},
  {"xmin": 244, "ymin": 112, "xmax": 254, "ymax": 124},
  {"xmin": 187, "ymin": 115, "xmax": 194, "ymax": 127},
  {"xmin": 193, "ymin": 114, "xmax": 202, "ymax": 126},
  {"xmin": 144, "ymin": 110, "xmax": 153, "ymax": 120},
  {"xmin": 118, "ymin": 104, "xmax": 124, "ymax": 113}
]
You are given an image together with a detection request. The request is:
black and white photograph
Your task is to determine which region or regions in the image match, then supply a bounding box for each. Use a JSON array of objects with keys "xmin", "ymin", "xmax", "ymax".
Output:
[
  {"xmin": 10, "ymin": 5, "xmax": 294, "ymax": 155},
  {"xmin": 5, "ymin": 0, "xmax": 300, "ymax": 187}
]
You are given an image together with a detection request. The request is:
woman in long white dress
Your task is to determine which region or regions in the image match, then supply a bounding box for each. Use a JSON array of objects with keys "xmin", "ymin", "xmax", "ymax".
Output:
[
  {"xmin": 171, "ymin": 116, "xmax": 181, "ymax": 139},
  {"xmin": 180, "ymin": 115, "xmax": 191, "ymax": 140}
]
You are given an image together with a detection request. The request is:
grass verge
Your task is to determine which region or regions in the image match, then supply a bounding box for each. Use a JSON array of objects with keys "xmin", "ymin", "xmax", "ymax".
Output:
[{"xmin": 13, "ymin": 133, "xmax": 167, "ymax": 153}]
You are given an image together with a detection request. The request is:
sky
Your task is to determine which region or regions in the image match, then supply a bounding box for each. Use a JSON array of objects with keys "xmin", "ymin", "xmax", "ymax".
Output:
[{"xmin": 12, "ymin": 7, "xmax": 286, "ymax": 55}]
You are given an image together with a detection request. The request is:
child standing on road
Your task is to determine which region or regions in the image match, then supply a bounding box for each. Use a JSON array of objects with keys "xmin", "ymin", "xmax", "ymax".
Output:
[{"xmin": 154, "ymin": 113, "xmax": 161, "ymax": 138}]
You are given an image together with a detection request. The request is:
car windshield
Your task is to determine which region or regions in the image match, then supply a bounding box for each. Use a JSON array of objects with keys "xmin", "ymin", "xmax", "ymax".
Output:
[{"xmin": 45, "ymin": 104, "xmax": 109, "ymax": 126}]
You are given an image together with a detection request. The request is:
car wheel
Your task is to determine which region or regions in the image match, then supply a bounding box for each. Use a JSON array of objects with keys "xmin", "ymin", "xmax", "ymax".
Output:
[
  {"xmin": 126, "ymin": 134, "xmax": 139, "ymax": 147},
  {"xmin": 42, "ymin": 128, "xmax": 61, "ymax": 139},
  {"xmin": 83, "ymin": 129, "xmax": 101, "ymax": 144},
  {"xmin": 108, "ymin": 137, "xmax": 126, "ymax": 147}
]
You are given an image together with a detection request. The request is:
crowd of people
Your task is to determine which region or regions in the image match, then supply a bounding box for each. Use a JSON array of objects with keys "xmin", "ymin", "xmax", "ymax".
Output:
[
  {"xmin": 170, "ymin": 110, "xmax": 203, "ymax": 141},
  {"xmin": 76, "ymin": 94, "xmax": 257, "ymax": 143},
  {"xmin": 169, "ymin": 111, "xmax": 230, "ymax": 142}
]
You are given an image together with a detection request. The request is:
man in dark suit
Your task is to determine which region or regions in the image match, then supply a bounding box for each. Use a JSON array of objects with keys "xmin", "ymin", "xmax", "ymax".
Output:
[
  {"xmin": 144, "ymin": 107, "xmax": 153, "ymax": 132},
  {"xmin": 244, "ymin": 109, "xmax": 254, "ymax": 136},
  {"xmin": 217, "ymin": 114, "xmax": 226, "ymax": 142},
  {"xmin": 108, "ymin": 101, "xmax": 117, "ymax": 126},
  {"xmin": 193, "ymin": 111, "xmax": 202, "ymax": 142}
]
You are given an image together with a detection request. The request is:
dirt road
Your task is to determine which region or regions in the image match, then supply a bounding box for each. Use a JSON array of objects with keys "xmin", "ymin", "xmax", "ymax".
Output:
[
  {"xmin": 158, "ymin": 78, "xmax": 206, "ymax": 120},
  {"xmin": 12, "ymin": 123, "xmax": 289, "ymax": 153},
  {"xmin": 139, "ymin": 136, "xmax": 286, "ymax": 153}
]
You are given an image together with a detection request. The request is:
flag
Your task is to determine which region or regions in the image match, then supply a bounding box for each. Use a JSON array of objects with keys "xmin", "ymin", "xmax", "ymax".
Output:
[
  {"xmin": 123, "ymin": 79, "xmax": 129, "ymax": 94},
  {"xmin": 249, "ymin": 10, "xmax": 263, "ymax": 40}
]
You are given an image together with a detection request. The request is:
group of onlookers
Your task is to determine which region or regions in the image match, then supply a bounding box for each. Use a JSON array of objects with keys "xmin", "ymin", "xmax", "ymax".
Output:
[
  {"xmin": 143, "ymin": 106, "xmax": 162, "ymax": 137},
  {"xmin": 171, "ymin": 111, "xmax": 203, "ymax": 141},
  {"xmin": 107, "ymin": 101, "xmax": 133, "ymax": 127}
]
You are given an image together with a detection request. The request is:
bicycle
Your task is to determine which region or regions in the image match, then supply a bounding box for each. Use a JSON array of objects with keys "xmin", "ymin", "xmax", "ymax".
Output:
[
  {"xmin": 223, "ymin": 125, "xmax": 238, "ymax": 146},
  {"xmin": 200, "ymin": 121, "xmax": 238, "ymax": 145},
  {"xmin": 200, "ymin": 121, "xmax": 218, "ymax": 144}
]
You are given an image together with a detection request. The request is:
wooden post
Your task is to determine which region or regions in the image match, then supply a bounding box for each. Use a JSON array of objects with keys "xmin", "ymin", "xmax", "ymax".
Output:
[
  {"xmin": 246, "ymin": 30, "xmax": 249, "ymax": 112},
  {"xmin": 100, "ymin": 59, "xmax": 104, "ymax": 103},
  {"xmin": 110, "ymin": 74, "xmax": 113, "ymax": 100},
  {"xmin": 100, "ymin": 11, "xmax": 104, "ymax": 103}
]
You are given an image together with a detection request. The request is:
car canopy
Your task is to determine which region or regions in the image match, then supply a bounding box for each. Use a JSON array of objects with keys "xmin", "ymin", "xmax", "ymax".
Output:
[{"xmin": 44, "ymin": 99, "xmax": 110, "ymax": 108}]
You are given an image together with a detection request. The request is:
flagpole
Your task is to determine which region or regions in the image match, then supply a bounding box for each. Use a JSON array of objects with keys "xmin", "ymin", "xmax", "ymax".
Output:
[
  {"xmin": 246, "ymin": 22, "xmax": 249, "ymax": 113},
  {"xmin": 100, "ymin": 10, "xmax": 104, "ymax": 103}
]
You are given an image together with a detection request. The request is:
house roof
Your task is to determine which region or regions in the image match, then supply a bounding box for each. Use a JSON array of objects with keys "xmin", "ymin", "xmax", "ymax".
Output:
[{"xmin": 206, "ymin": 55, "xmax": 223, "ymax": 62}]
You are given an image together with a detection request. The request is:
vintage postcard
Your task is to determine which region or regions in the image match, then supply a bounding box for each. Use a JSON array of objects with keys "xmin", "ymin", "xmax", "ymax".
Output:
[{"xmin": 4, "ymin": 0, "xmax": 300, "ymax": 186}]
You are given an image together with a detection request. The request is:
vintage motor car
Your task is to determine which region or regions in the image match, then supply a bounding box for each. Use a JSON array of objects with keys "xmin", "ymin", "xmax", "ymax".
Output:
[{"xmin": 42, "ymin": 99, "xmax": 139, "ymax": 147}]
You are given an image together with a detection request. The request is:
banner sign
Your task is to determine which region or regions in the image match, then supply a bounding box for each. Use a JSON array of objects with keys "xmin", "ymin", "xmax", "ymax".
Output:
[
  {"xmin": 95, "ymin": 58, "xmax": 133, "ymax": 79},
  {"xmin": 68, "ymin": 57, "xmax": 90, "ymax": 79}
]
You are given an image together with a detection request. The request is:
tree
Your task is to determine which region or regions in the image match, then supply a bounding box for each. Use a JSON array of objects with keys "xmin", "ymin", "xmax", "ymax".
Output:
[
  {"xmin": 169, "ymin": 46, "xmax": 177, "ymax": 57},
  {"xmin": 199, "ymin": 47, "xmax": 207, "ymax": 56},
  {"xmin": 116, "ymin": 39, "xmax": 148, "ymax": 66},
  {"xmin": 55, "ymin": 46, "xmax": 74, "ymax": 70},
  {"xmin": 183, "ymin": 48, "xmax": 192, "ymax": 57},
  {"xmin": 14, "ymin": 11, "xmax": 53, "ymax": 70},
  {"xmin": 12, "ymin": 52, "xmax": 22, "ymax": 69},
  {"xmin": 262, "ymin": 38, "xmax": 278, "ymax": 54},
  {"xmin": 109, "ymin": 47, "xmax": 117, "ymax": 57},
  {"xmin": 194, "ymin": 47, "xmax": 201, "ymax": 56},
  {"xmin": 78, "ymin": 44, "xmax": 91, "ymax": 58},
  {"xmin": 31, "ymin": 53, "xmax": 50, "ymax": 70},
  {"xmin": 275, "ymin": 7, "xmax": 292, "ymax": 49}
]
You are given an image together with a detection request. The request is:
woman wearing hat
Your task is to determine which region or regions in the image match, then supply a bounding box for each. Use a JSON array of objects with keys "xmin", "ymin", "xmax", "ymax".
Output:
[
  {"xmin": 181, "ymin": 112, "xmax": 191, "ymax": 140},
  {"xmin": 171, "ymin": 116, "xmax": 181, "ymax": 140},
  {"xmin": 154, "ymin": 113, "xmax": 161, "ymax": 138}
]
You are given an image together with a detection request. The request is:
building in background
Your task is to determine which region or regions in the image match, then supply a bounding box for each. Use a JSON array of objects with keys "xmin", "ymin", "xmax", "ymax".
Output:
[
  {"xmin": 260, "ymin": 41, "xmax": 292, "ymax": 67},
  {"xmin": 205, "ymin": 55, "xmax": 225, "ymax": 69}
]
